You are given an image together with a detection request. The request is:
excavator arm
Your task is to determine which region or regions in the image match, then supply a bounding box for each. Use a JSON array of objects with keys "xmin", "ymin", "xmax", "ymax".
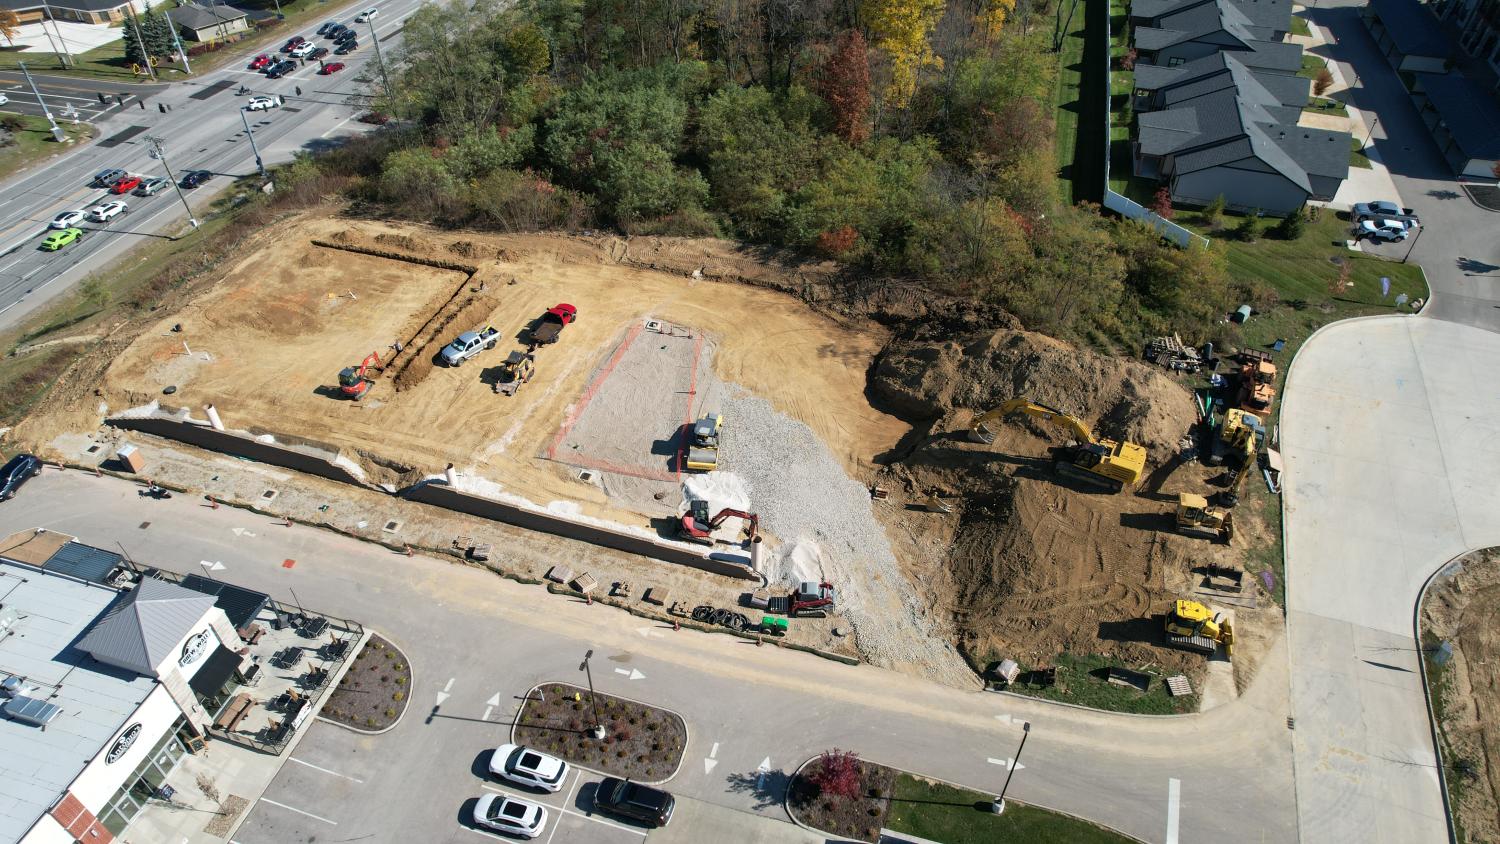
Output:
[
  {"xmin": 708, "ymin": 509, "xmax": 758, "ymax": 541},
  {"xmin": 969, "ymin": 399, "xmax": 1096, "ymax": 445}
]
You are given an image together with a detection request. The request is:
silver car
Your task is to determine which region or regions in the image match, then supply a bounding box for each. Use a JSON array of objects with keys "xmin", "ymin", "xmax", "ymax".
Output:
[{"xmin": 134, "ymin": 177, "xmax": 170, "ymax": 196}]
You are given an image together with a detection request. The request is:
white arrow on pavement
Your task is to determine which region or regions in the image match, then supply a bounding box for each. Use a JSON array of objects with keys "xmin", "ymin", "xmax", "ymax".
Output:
[
  {"xmin": 637, "ymin": 626, "xmax": 664, "ymax": 639},
  {"xmin": 231, "ymin": 527, "xmax": 257, "ymax": 537},
  {"xmin": 703, "ymin": 742, "xmax": 720, "ymax": 775},
  {"xmin": 986, "ymin": 757, "xmax": 1025, "ymax": 771},
  {"xmin": 613, "ymin": 668, "xmax": 645, "ymax": 680},
  {"xmin": 487, "ymin": 693, "xmax": 501, "ymax": 707},
  {"xmin": 756, "ymin": 757, "xmax": 772, "ymax": 789},
  {"xmin": 436, "ymin": 691, "xmax": 450, "ymax": 706}
]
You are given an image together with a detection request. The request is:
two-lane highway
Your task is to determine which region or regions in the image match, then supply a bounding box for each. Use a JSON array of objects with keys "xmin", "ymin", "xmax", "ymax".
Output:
[{"xmin": 0, "ymin": 5, "xmax": 426, "ymax": 330}]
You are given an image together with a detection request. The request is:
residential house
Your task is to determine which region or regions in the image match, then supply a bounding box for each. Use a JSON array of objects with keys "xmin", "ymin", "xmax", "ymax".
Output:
[
  {"xmin": 1132, "ymin": 0, "xmax": 1294, "ymax": 41},
  {"xmin": 0, "ymin": 0, "xmax": 147, "ymax": 25},
  {"xmin": 1132, "ymin": 0, "xmax": 1302, "ymax": 68},
  {"xmin": 1134, "ymin": 50, "xmax": 1311, "ymax": 113},
  {"xmin": 1362, "ymin": 0, "xmax": 1450, "ymax": 73},
  {"xmin": 166, "ymin": 1, "xmax": 249, "ymax": 42}
]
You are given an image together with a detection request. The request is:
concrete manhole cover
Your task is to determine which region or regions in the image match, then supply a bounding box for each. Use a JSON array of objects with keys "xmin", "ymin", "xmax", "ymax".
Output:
[
  {"xmin": 261, "ymin": 489, "xmax": 279, "ymax": 502},
  {"xmin": 382, "ymin": 520, "xmax": 402, "ymax": 533}
]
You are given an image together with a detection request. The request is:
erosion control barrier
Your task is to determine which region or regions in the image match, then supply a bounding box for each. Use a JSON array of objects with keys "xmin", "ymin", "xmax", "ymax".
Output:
[
  {"xmin": 107, "ymin": 407, "xmax": 368, "ymax": 487},
  {"xmin": 403, "ymin": 482, "xmax": 759, "ymax": 581}
]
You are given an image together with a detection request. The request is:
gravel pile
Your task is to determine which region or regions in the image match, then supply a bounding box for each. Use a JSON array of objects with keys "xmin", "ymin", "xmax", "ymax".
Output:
[{"xmin": 721, "ymin": 390, "xmax": 972, "ymax": 685}]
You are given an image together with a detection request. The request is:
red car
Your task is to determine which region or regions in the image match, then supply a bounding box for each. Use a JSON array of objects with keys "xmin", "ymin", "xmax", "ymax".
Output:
[
  {"xmin": 110, "ymin": 175, "xmax": 141, "ymax": 194},
  {"xmin": 249, "ymin": 53, "xmax": 271, "ymax": 70},
  {"xmin": 319, "ymin": 61, "xmax": 346, "ymax": 75},
  {"xmin": 282, "ymin": 36, "xmax": 305, "ymax": 52}
]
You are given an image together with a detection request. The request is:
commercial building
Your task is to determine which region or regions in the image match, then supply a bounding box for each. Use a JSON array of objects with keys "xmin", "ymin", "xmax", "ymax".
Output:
[
  {"xmin": 0, "ymin": 530, "xmax": 267, "ymax": 844},
  {"xmin": 0, "ymin": 0, "xmax": 147, "ymax": 26}
]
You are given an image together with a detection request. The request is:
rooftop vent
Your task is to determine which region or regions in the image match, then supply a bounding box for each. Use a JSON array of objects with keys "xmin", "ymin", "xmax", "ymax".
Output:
[
  {"xmin": 0, "ymin": 675, "xmax": 33, "ymax": 699},
  {"xmin": 3, "ymin": 695, "xmax": 61, "ymax": 727}
]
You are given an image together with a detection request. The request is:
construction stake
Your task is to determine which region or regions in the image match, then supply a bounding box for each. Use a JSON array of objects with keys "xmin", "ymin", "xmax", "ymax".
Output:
[
  {"xmin": 207, "ymin": 495, "xmax": 218, "ymax": 509},
  {"xmin": 403, "ymin": 544, "xmax": 413, "ymax": 557},
  {"xmin": 94, "ymin": 465, "xmax": 102, "ymax": 478},
  {"xmin": 673, "ymin": 620, "xmax": 680, "ymax": 632}
]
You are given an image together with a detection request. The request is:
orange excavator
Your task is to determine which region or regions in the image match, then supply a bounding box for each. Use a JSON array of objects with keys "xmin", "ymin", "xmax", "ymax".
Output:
[
  {"xmin": 677, "ymin": 500, "xmax": 758, "ymax": 546},
  {"xmin": 338, "ymin": 352, "xmax": 381, "ymax": 400}
]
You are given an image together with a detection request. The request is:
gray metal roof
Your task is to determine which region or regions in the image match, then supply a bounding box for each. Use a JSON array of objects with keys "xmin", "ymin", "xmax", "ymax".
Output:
[
  {"xmin": 44, "ymin": 542, "xmax": 122, "ymax": 585},
  {"xmin": 1233, "ymin": 40, "xmax": 1304, "ymax": 73},
  {"xmin": 75, "ymin": 576, "xmax": 216, "ymax": 676},
  {"xmin": 178, "ymin": 574, "xmax": 270, "ymax": 630},
  {"xmin": 0, "ymin": 561, "xmax": 157, "ymax": 844},
  {"xmin": 1134, "ymin": 0, "xmax": 1292, "ymax": 32},
  {"xmin": 1416, "ymin": 71, "xmax": 1500, "ymax": 159},
  {"xmin": 1368, "ymin": 0, "xmax": 1449, "ymax": 59}
]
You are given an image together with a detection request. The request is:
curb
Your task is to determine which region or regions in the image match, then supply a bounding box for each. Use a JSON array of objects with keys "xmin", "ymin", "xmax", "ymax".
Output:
[
  {"xmin": 314, "ymin": 629, "xmax": 413, "ymax": 737},
  {"xmin": 1413, "ymin": 553, "xmax": 1466, "ymax": 844},
  {"xmin": 510, "ymin": 681, "xmax": 689, "ymax": 786},
  {"xmin": 782, "ymin": 753, "xmax": 1148, "ymax": 844}
]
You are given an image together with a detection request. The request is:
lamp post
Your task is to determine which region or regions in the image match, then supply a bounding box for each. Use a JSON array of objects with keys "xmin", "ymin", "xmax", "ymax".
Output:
[
  {"xmin": 17, "ymin": 62, "xmax": 66, "ymax": 142},
  {"xmin": 368, "ymin": 18, "xmax": 391, "ymax": 93},
  {"xmin": 991, "ymin": 722, "xmax": 1031, "ymax": 815},
  {"xmin": 1363, "ymin": 114, "xmax": 1380, "ymax": 147},
  {"xmin": 578, "ymin": 649, "xmax": 606, "ymax": 740},
  {"xmin": 145, "ymin": 135, "xmax": 199, "ymax": 230},
  {"xmin": 1401, "ymin": 219, "xmax": 1424, "ymax": 264}
]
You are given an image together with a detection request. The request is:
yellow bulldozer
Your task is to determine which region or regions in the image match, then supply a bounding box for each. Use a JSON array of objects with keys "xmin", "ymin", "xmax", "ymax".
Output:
[
  {"xmin": 1164, "ymin": 599, "xmax": 1233, "ymax": 657},
  {"xmin": 1176, "ymin": 493, "xmax": 1234, "ymax": 542},
  {"xmin": 968, "ymin": 399, "xmax": 1147, "ymax": 493}
]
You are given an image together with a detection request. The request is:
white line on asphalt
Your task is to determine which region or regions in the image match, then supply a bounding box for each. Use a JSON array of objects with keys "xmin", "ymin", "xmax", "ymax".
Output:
[
  {"xmin": 444, "ymin": 677, "xmax": 455, "ymax": 691},
  {"xmin": 457, "ymin": 823, "xmax": 510, "ymax": 841},
  {"xmin": 320, "ymin": 114, "xmax": 357, "ymax": 139},
  {"xmin": 288, "ymin": 756, "xmax": 365, "ymax": 783},
  {"xmin": 259, "ymin": 797, "xmax": 338, "ymax": 826},
  {"xmin": 1166, "ymin": 778, "xmax": 1180, "ymax": 844},
  {"xmin": 482, "ymin": 705, "xmax": 493, "ymax": 720}
]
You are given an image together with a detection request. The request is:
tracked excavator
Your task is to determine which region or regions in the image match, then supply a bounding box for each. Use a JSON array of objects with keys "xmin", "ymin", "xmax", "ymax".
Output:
[
  {"xmin": 1178, "ymin": 408, "xmax": 1261, "ymax": 539},
  {"xmin": 968, "ymin": 399, "xmax": 1147, "ymax": 493},
  {"xmin": 338, "ymin": 352, "xmax": 381, "ymax": 400},
  {"xmin": 1164, "ymin": 599, "xmax": 1233, "ymax": 657},
  {"xmin": 677, "ymin": 500, "xmax": 758, "ymax": 546}
]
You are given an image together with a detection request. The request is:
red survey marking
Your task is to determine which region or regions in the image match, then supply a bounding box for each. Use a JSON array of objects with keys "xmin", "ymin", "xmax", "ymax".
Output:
[{"xmin": 282, "ymin": 559, "xmax": 296, "ymax": 569}]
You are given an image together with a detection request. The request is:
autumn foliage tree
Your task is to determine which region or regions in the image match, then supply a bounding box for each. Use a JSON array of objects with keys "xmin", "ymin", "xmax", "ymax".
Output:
[
  {"xmin": 1313, "ymin": 67, "xmax": 1333, "ymax": 96},
  {"xmin": 0, "ymin": 9, "xmax": 21, "ymax": 48},
  {"xmin": 810, "ymin": 749, "xmax": 863, "ymax": 800},
  {"xmin": 863, "ymin": 0, "xmax": 948, "ymax": 107},
  {"xmin": 1151, "ymin": 186, "xmax": 1174, "ymax": 219},
  {"xmin": 820, "ymin": 30, "xmax": 872, "ymax": 145}
]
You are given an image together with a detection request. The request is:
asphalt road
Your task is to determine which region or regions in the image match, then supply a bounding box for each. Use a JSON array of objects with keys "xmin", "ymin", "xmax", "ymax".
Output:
[
  {"xmin": 0, "ymin": 70, "xmax": 167, "ymax": 121},
  {"xmin": 0, "ymin": 471, "xmax": 1299, "ymax": 844},
  {"xmin": 0, "ymin": 9, "xmax": 423, "ymax": 331},
  {"xmin": 1286, "ymin": 5, "xmax": 1500, "ymax": 843}
]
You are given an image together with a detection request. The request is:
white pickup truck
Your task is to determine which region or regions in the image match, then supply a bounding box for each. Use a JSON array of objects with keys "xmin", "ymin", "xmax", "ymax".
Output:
[{"xmin": 440, "ymin": 325, "xmax": 499, "ymax": 366}]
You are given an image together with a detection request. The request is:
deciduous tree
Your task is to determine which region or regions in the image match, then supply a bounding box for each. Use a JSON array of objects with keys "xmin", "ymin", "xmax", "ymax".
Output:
[
  {"xmin": 810, "ymin": 749, "xmax": 862, "ymax": 800},
  {"xmin": 1150, "ymin": 185, "xmax": 1173, "ymax": 219},
  {"xmin": 819, "ymin": 30, "xmax": 871, "ymax": 144},
  {"xmin": 862, "ymin": 0, "xmax": 947, "ymax": 108},
  {"xmin": 0, "ymin": 9, "xmax": 21, "ymax": 48},
  {"xmin": 1313, "ymin": 66, "xmax": 1333, "ymax": 96}
]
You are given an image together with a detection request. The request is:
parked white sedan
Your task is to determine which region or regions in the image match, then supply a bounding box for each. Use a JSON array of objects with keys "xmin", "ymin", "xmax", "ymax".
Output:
[
  {"xmin": 1358, "ymin": 218, "xmax": 1409, "ymax": 242},
  {"xmin": 488, "ymin": 745, "xmax": 570, "ymax": 792},
  {"xmin": 245, "ymin": 95, "xmax": 284, "ymax": 112},
  {"xmin": 50, "ymin": 210, "xmax": 88, "ymax": 229},
  {"xmin": 90, "ymin": 201, "xmax": 128, "ymax": 223},
  {"xmin": 472, "ymin": 794, "xmax": 547, "ymax": 839},
  {"xmin": 354, "ymin": 6, "xmax": 378, "ymax": 20}
]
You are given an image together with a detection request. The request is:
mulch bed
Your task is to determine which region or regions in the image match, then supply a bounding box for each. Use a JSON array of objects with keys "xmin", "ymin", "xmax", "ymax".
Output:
[
  {"xmin": 321, "ymin": 635, "xmax": 411, "ymax": 732},
  {"xmin": 787, "ymin": 754, "xmax": 897, "ymax": 843},
  {"xmin": 513, "ymin": 683, "xmax": 686, "ymax": 782}
]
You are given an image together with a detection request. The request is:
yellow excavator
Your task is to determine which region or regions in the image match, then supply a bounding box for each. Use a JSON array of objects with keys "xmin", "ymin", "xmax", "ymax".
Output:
[
  {"xmin": 1164, "ymin": 599, "xmax": 1233, "ymax": 657},
  {"xmin": 968, "ymin": 399, "xmax": 1147, "ymax": 493}
]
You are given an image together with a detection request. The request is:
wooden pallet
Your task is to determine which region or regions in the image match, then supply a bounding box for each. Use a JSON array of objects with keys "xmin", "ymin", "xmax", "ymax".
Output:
[{"xmin": 1166, "ymin": 675, "xmax": 1193, "ymax": 697}]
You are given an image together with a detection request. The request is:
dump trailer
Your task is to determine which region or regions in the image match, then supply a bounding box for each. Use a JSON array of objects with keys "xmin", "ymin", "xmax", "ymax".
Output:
[
  {"xmin": 766, "ymin": 582, "xmax": 836, "ymax": 618},
  {"xmin": 685, "ymin": 413, "xmax": 722, "ymax": 472},
  {"xmin": 1164, "ymin": 599, "xmax": 1233, "ymax": 657}
]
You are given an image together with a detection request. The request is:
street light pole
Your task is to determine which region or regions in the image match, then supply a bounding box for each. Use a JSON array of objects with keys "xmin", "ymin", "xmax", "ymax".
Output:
[
  {"xmin": 17, "ymin": 62, "xmax": 66, "ymax": 142},
  {"xmin": 239, "ymin": 106, "xmax": 267, "ymax": 179},
  {"xmin": 145, "ymin": 135, "xmax": 199, "ymax": 231},
  {"xmin": 368, "ymin": 18, "xmax": 391, "ymax": 93},
  {"xmin": 167, "ymin": 18, "xmax": 193, "ymax": 75},
  {"xmin": 578, "ymin": 649, "xmax": 606, "ymax": 740},
  {"xmin": 1401, "ymin": 220, "xmax": 1424, "ymax": 264},
  {"xmin": 1363, "ymin": 114, "xmax": 1380, "ymax": 147},
  {"xmin": 991, "ymin": 722, "xmax": 1031, "ymax": 815}
]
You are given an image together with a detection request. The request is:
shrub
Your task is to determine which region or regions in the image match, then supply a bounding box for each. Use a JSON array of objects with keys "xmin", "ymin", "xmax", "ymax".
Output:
[
  {"xmin": 1313, "ymin": 67, "xmax": 1334, "ymax": 96},
  {"xmin": 1120, "ymin": 47, "xmax": 1137, "ymax": 70},
  {"xmin": 1234, "ymin": 211, "xmax": 1262, "ymax": 242},
  {"xmin": 810, "ymin": 749, "xmax": 863, "ymax": 800},
  {"xmin": 1150, "ymin": 186, "xmax": 1174, "ymax": 220},
  {"xmin": 385, "ymin": 708, "xmax": 396, "ymax": 717},
  {"xmin": 392, "ymin": 691, "xmax": 404, "ymax": 701},
  {"xmin": 1273, "ymin": 205, "xmax": 1306, "ymax": 240},
  {"xmin": 395, "ymin": 677, "xmax": 405, "ymax": 686},
  {"xmin": 0, "ymin": 113, "xmax": 24, "ymax": 132},
  {"xmin": 1203, "ymin": 194, "xmax": 1226, "ymax": 227}
]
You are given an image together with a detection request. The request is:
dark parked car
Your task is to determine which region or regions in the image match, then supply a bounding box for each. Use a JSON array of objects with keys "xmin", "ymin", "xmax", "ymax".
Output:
[
  {"xmin": 316, "ymin": 20, "xmax": 336, "ymax": 35},
  {"xmin": 180, "ymin": 170, "xmax": 213, "ymax": 189},
  {"xmin": 593, "ymin": 779, "xmax": 674, "ymax": 828},
  {"xmin": 307, "ymin": 46, "xmax": 329, "ymax": 61},
  {"xmin": 334, "ymin": 28, "xmax": 357, "ymax": 43},
  {"xmin": 334, "ymin": 40, "xmax": 358, "ymax": 54},
  {"xmin": 326, "ymin": 24, "xmax": 349, "ymax": 39},
  {"xmin": 265, "ymin": 59, "xmax": 297, "ymax": 78},
  {"xmin": 0, "ymin": 454, "xmax": 41, "ymax": 500}
]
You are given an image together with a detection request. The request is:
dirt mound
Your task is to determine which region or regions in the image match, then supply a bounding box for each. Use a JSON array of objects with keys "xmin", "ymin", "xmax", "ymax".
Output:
[
  {"xmin": 873, "ymin": 328, "xmax": 1197, "ymax": 458},
  {"xmin": 374, "ymin": 232, "xmax": 426, "ymax": 252},
  {"xmin": 448, "ymin": 240, "xmax": 478, "ymax": 258}
]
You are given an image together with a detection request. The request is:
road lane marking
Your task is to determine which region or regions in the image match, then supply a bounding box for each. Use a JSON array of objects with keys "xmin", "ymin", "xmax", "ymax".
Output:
[
  {"xmin": 288, "ymin": 756, "xmax": 364, "ymax": 783},
  {"xmin": 1166, "ymin": 777, "xmax": 1180, "ymax": 844},
  {"xmin": 613, "ymin": 667, "xmax": 644, "ymax": 680},
  {"xmin": 259, "ymin": 797, "xmax": 338, "ymax": 825}
]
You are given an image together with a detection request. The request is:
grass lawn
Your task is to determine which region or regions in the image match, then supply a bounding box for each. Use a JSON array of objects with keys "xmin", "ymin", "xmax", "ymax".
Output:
[
  {"xmin": 1290, "ymin": 14, "xmax": 1311, "ymax": 37},
  {"xmin": 886, "ymin": 774, "xmax": 1134, "ymax": 844},
  {"xmin": 0, "ymin": 113, "xmax": 96, "ymax": 179},
  {"xmin": 1000, "ymin": 652, "xmax": 1200, "ymax": 714},
  {"xmin": 0, "ymin": 39, "xmax": 141, "ymax": 82},
  {"xmin": 1350, "ymin": 138, "xmax": 1373, "ymax": 168},
  {"xmin": 1052, "ymin": 0, "xmax": 1089, "ymax": 204},
  {"xmin": 1297, "ymin": 53, "xmax": 1326, "ymax": 79},
  {"xmin": 1303, "ymin": 96, "xmax": 1347, "ymax": 117}
]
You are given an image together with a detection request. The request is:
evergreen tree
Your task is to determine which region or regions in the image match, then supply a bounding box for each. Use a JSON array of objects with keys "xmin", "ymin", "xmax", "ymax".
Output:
[
  {"xmin": 143, "ymin": 4, "xmax": 177, "ymax": 59},
  {"xmin": 1274, "ymin": 205, "xmax": 1306, "ymax": 240},
  {"xmin": 121, "ymin": 12, "xmax": 150, "ymax": 68}
]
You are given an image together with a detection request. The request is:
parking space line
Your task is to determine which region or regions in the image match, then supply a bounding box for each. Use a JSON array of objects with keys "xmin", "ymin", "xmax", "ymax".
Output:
[
  {"xmin": 457, "ymin": 822, "xmax": 510, "ymax": 841},
  {"xmin": 258, "ymin": 797, "xmax": 339, "ymax": 826},
  {"xmin": 479, "ymin": 784, "xmax": 647, "ymax": 837},
  {"xmin": 288, "ymin": 756, "xmax": 365, "ymax": 783},
  {"xmin": 542, "ymin": 772, "xmax": 582, "ymax": 844}
]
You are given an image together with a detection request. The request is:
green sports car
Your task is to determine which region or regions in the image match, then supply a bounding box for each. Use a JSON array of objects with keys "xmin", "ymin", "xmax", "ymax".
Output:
[{"xmin": 41, "ymin": 227, "xmax": 82, "ymax": 251}]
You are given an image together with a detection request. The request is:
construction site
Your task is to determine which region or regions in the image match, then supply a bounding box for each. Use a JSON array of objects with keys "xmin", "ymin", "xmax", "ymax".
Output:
[{"xmin": 15, "ymin": 212, "xmax": 1284, "ymax": 702}]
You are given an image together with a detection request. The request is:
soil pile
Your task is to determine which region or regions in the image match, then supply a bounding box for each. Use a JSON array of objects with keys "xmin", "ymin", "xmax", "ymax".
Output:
[{"xmin": 872, "ymin": 328, "xmax": 1210, "ymax": 675}]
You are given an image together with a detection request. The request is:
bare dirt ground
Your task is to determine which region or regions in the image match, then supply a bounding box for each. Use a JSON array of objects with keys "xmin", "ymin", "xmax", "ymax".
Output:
[
  {"xmin": 14, "ymin": 210, "xmax": 1279, "ymax": 697},
  {"xmin": 1421, "ymin": 548, "xmax": 1500, "ymax": 844}
]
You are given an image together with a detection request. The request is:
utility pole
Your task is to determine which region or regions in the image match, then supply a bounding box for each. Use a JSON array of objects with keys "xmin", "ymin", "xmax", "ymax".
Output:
[
  {"xmin": 17, "ymin": 62, "xmax": 66, "ymax": 142},
  {"xmin": 167, "ymin": 17, "xmax": 193, "ymax": 75},
  {"xmin": 368, "ymin": 18, "xmax": 390, "ymax": 92},
  {"xmin": 126, "ymin": 5, "xmax": 157, "ymax": 82},
  {"xmin": 991, "ymin": 722, "xmax": 1031, "ymax": 815},
  {"xmin": 145, "ymin": 135, "xmax": 200, "ymax": 231},
  {"xmin": 578, "ymin": 649, "xmax": 606, "ymax": 740},
  {"xmin": 239, "ymin": 106, "xmax": 267, "ymax": 179},
  {"xmin": 37, "ymin": 1, "xmax": 73, "ymax": 68}
]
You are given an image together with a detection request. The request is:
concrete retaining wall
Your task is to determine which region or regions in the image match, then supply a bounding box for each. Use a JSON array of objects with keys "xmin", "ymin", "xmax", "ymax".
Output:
[
  {"xmin": 108, "ymin": 412, "xmax": 368, "ymax": 487},
  {"xmin": 403, "ymin": 483, "xmax": 758, "ymax": 581}
]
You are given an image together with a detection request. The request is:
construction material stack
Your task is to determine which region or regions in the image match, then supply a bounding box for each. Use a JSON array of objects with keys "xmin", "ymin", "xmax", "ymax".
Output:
[{"xmin": 1145, "ymin": 335, "xmax": 1202, "ymax": 373}]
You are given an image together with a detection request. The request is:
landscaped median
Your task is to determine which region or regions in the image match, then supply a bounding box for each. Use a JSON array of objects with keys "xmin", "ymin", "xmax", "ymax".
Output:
[
  {"xmin": 0, "ymin": 113, "xmax": 95, "ymax": 177},
  {"xmin": 321, "ymin": 633, "xmax": 412, "ymax": 732},
  {"xmin": 513, "ymin": 683, "xmax": 686, "ymax": 784},
  {"xmin": 786, "ymin": 750, "xmax": 1137, "ymax": 843}
]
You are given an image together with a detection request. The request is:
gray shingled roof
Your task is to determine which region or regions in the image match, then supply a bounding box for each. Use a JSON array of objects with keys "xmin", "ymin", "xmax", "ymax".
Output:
[
  {"xmin": 1134, "ymin": 0, "xmax": 1292, "ymax": 31},
  {"xmin": 75, "ymin": 577, "xmax": 215, "ymax": 676},
  {"xmin": 0, "ymin": 0, "xmax": 134, "ymax": 11},
  {"xmin": 167, "ymin": 2, "xmax": 248, "ymax": 30},
  {"xmin": 1233, "ymin": 40, "xmax": 1304, "ymax": 73},
  {"xmin": 1368, "ymin": 0, "xmax": 1449, "ymax": 59},
  {"xmin": 1145, "ymin": 52, "xmax": 1310, "ymax": 108},
  {"xmin": 1138, "ymin": 82, "xmax": 1320, "ymax": 193},
  {"xmin": 1416, "ymin": 71, "xmax": 1500, "ymax": 159},
  {"xmin": 1268, "ymin": 126, "xmax": 1353, "ymax": 179}
]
